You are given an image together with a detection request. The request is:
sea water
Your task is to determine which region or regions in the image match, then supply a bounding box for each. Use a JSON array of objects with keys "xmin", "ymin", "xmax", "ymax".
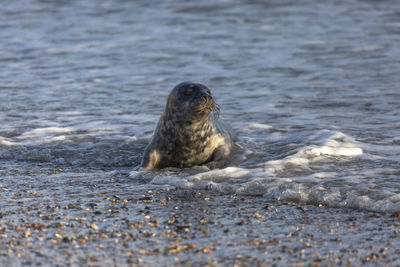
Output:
[{"xmin": 1, "ymin": 0, "xmax": 400, "ymax": 214}]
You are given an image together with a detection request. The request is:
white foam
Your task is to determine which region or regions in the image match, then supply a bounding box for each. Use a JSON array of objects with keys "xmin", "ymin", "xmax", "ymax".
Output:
[
  {"xmin": 258, "ymin": 157, "xmax": 311, "ymax": 174},
  {"xmin": 233, "ymin": 122, "xmax": 274, "ymax": 134},
  {"xmin": 18, "ymin": 127, "xmax": 73, "ymax": 139},
  {"xmin": 187, "ymin": 167, "xmax": 250, "ymax": 182},
  {"xmin": 257, "ymin": 130, "xmax": 363, "ymax": 173},
  {"xmin": 151, "ymin": 173, "xmax": 194, "ymax": 188},
  {"xmin": 0, "ymin": 137, "xmax": 17, "ymax": 147},
  {"xmin": 309, "ymin": 145, "xmax": 363, "ymax": 157},
  {"xmin": 389, "ymin": 194, "xmax": 400, "ymax": 203},
  {"xmin": 137, "ymin": 129, "xmax": 400, "ymax": 212},
  {"xmin": 311, "ymin": 172, "xmax": 337, "ymax": 179}
]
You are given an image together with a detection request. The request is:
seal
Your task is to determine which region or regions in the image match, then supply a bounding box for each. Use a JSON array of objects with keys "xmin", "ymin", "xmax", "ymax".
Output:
[{"xmin": 141, "ymin": 82, "xmax": 236, "ymax": 170}]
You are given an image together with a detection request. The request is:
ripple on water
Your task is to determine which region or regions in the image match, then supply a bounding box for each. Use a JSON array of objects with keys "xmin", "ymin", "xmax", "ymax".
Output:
[{"xmin": 0, "ymin": 0, "xmax": 400, "ymax": 216}]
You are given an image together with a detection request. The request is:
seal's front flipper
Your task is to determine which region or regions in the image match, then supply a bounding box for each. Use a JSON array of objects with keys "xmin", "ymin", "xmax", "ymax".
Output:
[
  {"xmin": 212, "ymin": 145, "xmax": 230, "ymax": 161},
  {"xmin": 140, "ymin": 148, "xmax": 161, "ymax": 170},
  {"xmin": 205, "ymin": 145, "xmax": 231, "ymax": 169}
]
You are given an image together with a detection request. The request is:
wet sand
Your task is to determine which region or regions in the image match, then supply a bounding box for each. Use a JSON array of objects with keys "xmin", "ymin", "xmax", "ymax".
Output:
[{"xmin": 1, "ymin": 170, "xmax": 400, "ymax": 266}]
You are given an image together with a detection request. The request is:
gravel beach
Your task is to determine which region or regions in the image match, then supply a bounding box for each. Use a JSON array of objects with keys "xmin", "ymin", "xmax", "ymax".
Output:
[{"xmin": 1, "ymin": 169, "xmax": 400, "ymax": 267}]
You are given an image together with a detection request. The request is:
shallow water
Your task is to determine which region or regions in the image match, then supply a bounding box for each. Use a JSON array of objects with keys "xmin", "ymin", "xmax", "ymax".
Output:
[
  {"xmin": 2, "ymin": 0, "xmax": 400, "ymax": 265},
  {"xmin": 2, "ymin": 0, "xmax": 399, "ymax": 214}
]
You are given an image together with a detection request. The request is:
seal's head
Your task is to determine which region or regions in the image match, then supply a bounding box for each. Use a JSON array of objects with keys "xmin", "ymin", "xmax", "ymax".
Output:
[{"xmin": 166, "ymin": 82, "xmax": 217, "ymax": 121}]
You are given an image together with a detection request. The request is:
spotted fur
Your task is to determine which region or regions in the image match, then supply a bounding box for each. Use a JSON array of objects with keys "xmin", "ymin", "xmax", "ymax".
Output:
[{"xmin": 141, "ymin": 82, "xmax": 235, "ymax": 170}]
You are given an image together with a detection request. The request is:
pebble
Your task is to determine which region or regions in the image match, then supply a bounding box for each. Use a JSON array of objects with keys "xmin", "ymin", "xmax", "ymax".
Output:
[{"xmin": 1, "ymin": 187, "xmax": 400, "ymax": 266}]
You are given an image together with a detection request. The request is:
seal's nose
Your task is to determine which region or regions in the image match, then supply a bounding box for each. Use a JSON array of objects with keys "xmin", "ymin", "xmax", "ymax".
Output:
[
  {"xmin": 201, "ymin": 93, "xmax": 209, "ymax": 100},
  {"xmin": 201, "ymin": 94, "xmax": 213, "ymax": 103},
  {"xmin": 200, "ymin": 87, "xmax": 212, "ymax": 100}
]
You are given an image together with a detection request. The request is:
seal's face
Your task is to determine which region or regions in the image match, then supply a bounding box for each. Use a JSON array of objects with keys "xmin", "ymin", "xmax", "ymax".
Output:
[{"xmin": 166, "ymin": 82, "xmax": 216, "ymax": 121}]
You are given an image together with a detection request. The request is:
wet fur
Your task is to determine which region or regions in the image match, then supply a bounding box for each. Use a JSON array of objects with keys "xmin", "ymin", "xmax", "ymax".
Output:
[{"xmin": 141, "ymin": 82, "xmax": 235, "ymax": 170}]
